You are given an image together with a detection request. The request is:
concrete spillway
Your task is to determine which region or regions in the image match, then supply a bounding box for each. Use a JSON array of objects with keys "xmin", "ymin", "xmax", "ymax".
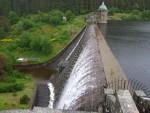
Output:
[
  {"xmin": 55, "ymin": 24, "xmax": 106, "ymax": 111},
  {"xmin": 53, "ymin": 24, "xmax": 125, "ymax": 111}
]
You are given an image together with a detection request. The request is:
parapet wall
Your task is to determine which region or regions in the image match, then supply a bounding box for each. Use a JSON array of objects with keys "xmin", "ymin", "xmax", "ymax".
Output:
[
  {"xmin": 95, "ymin": 24, "xmax": 126, "ymax": 82},
  {"xmin": 104, "ymin": 89, "xmax": 150, "ymax": 113}
]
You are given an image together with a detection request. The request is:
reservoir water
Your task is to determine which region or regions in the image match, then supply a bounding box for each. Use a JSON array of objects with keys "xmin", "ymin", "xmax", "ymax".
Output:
[{"xmin": 106, "ymin": 21, "xmax": 150, "ymax": 89}]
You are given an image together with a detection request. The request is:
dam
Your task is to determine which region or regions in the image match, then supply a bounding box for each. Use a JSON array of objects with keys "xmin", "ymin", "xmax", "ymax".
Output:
[{"xmin": 1, "ymin": 3, "xmax": 150, "ymax": 113}]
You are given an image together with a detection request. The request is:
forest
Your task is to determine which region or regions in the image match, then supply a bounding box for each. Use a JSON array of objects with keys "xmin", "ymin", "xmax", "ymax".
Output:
[{"xmin": 0, "ymin": 0, "xmax": 150, "ymax": 16}]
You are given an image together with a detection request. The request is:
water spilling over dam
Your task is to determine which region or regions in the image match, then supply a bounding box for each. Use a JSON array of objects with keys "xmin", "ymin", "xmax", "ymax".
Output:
[
  {"xmin": 13, "ymin": 23, "xmax": 126, "ymax": 112},
  {"xmin": 56, "ymin": 25, "xmax": 106, "ymax": 111}
]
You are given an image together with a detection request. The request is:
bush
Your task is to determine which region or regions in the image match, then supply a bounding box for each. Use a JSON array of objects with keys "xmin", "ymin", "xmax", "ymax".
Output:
[
  {"xmin": 65, "ymin": 10, "xmax": 75, "ymax": 21},
  {"xmin": 57, "ymin": 31, "xmax": 69, "ymax": 43},
  {"xmin": 48, "ymin": 10, "xmax": 64, "ymax": 26},
  {"xmin": 80, "ymin": 9, "xmax": 89, "ymax": 14},
  {"xmin": 16, "ymin": 32, "xmax": 52, "ymax": 54},
  {"xmin": 8, "ymin": 11, "xmax": 19, "ymax": 24},
  {"xmin": 7, "ymin": 42, "xmax": 18, "ymax": 51},
  {"xmin": 0, "ymin": 50, "xmax": 16, "ymax": 72},
  {"xmin": 20, "ymin": 95, "xmax": 30, "ymax": 104},
  {"xmin": 9, "ymin": 70, "xmax": 26, "ymax": 79},
  {"xmin": 0, "ymin": 69, "xmax": 25, "ymax": 90},
  {"xmin": 21, "ymin": 19, "xmax": 34, "ymax": 30},
  {"xmin": 121, "ymin": 14, "xmax": 141, "ymax": 21},
  {"xmin": 142, "ymin": 10, "xmax": 150, "ymax": 20},
  {"xmin": 109, "ymin": 7, "xmax": 121, "ymax": 15},
  {"xmin": 29, "ymin": 35, "xmax": 52, "ymax": 54},
  {"xmin": 0, "ymin": 27, "xmax": 7, "ymax": 38},
  {"xmin": 40, "ymin": 37, "xmax": 52, "ymax": 54},
  {"xmin": 16, "ymin": 32, "xmax": 31, "ymax": 48},
  {"xmin": 37, "ymin": 12, "xmax": 49, "ymax": 23},
  {"xmin": 132, "ymin": 10, "xmax": 141, "ymax": 15},
  {"xmin": 0, "ymin": 82, "xmax": 24, "ymax": 93},
  {"xmin": 15, "ymin": 19, "xmax": 34, "ymax": 31}
]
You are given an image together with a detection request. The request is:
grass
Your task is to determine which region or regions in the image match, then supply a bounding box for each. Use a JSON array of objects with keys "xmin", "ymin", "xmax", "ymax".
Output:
[
  {"xmin": 109, "ymin": 10, "xmax": 150, "ymax": 21},
  {"xmin": 0, "ymin": 77, "xmax": 33, "ymax": 110},
  {"xmin": 0, "ymin": 15, "xmax": 85, "ymax": 63},
  {"xmin": 109, "ymin": 12, "xmax": 141, "ymax": 21},
  {"xmin": 109, "ymin": 13, "xmax": 129, "ymax": 20}
]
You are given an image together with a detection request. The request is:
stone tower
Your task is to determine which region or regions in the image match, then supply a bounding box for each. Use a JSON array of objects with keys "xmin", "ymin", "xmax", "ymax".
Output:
[{"xmin": 97, "ymin": 2, "xmax": 108, "ymax": 24}]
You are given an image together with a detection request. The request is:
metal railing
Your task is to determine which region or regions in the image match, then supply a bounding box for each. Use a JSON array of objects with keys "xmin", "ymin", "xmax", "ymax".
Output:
[{"xmin": 107, "ymin": 78, "xmax": 150, "ymax": 97}]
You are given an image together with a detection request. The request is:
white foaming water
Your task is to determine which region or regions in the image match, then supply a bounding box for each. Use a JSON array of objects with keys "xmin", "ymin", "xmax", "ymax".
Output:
[
  {"xmin": 48, "ymin": 82, "xmax": 55, "ymax": 108},
  {"xmin": 56, "ymin": 27, "xmax": 101, "ymax": 110}
]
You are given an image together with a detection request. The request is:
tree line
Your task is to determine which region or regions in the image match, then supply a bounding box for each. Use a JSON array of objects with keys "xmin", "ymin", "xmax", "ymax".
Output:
[{"xmin": 0, "ymin": 0, "xmax": 150, "ymax": 16}]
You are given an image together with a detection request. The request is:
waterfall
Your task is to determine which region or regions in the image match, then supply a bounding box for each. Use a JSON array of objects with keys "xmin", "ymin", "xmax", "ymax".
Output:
[
  {"xmin": 48, "ymin": 82, "xmax": 55, "ymax": 109},
  {"xmin": 56, "ymin": 25, "xmax": 106, "ymax": 111}
]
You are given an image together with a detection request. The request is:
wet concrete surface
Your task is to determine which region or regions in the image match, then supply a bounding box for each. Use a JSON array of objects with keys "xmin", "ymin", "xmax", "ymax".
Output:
[{"xmin": 55, "ymin": 24, "xmax": 106, "ymax": 111}]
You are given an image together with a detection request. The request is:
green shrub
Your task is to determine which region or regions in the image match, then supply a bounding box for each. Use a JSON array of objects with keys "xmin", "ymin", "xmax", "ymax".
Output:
[
  {"xmin": 13, "ymin": 22, "xmax": 22, "ymax": 33},
  {"xmin": 0, "ymin": 27, "xmax": 7, "ymax": 38},
  {"xmin": 142, "ymin": 10, "xmax": 150, "ymax": 20},
  {"xmin": 8, "ymin": 11, "xmax": 19, "ymax": 24},
  {"xmin": 16, "ymin": 32, "xmax": 52, "ymax": 54},
  {"xmin": 9, "ymin": 70, "xmax": 26, "ymax": 79},
  {"xmin": 29, "ymin": 36, "xmax": 40, "ymax": 51},
  {"xmin": 21, "ymin": 19, "xmax": 34, "ymax": 30},
  {"xmin": 17, "ymin": 32, "xmax": 31, "ymax": 48},
  {"xmin": 65, "ymin": 10, "xmax": 75, "ymax": 21},
  {"xmin": 7, "ymin": 42, "xmax": 18, "ymax": 51},
  {"xmin": 121, "ymin": 14, "xmax": 141, "ymax": 21},
  {"xmin": 132, "ymin": 10, "xmax": 141, "ymax": 15},
  {"xmin": 20, "ymin": 95, "xmax": 30, "ymax": 104},
  {"xmin": 0, "ymin": 50, "xmax": 16, "ymax": 71},
  {"xmin": 0, "ymin": 82, "xmax": 24, "ymax": 93},
  {"xmin": 29, "ymin": 35, "xmax": 52, "ymax": 54},
  {"xmin": 15, "ymin": 19, "xmax": 34, "ymax": 31},
  {"xmin": 12, "ymin": 18, "xmax": 34, "ymax": 35},
  {"xmin": 48, "ymin": 10, "xmax": 63, "ymax": 26},
  {"xmin": 56, "ymin": 31, "xmax": 69, "ymax": 43},
  {"xmin": 37, "ymin": 12, "xmax": 49, "ymax": 23},
  {"xmin": 109, "ymin": 7, "xmax": 121, "ymax": 15},
  {"xmin": 40, "ymin": 37, "xmax": 52, "ymax": 54},
  {"xmin": 80, "ymin": 9, "xmax": 89, "ymax": 14},
  {"xmin": 29, "ymin": 12, "xmax": 49, "ymax": 23}
]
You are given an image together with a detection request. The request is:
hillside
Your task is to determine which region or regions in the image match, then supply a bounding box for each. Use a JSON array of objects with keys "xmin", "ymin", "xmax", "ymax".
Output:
[{"xmin": 0, "ymin": 10, "xmax": 85, "ymax": 110}]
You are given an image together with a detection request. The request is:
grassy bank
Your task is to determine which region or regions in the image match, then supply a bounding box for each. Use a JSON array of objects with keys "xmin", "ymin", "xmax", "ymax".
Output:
[
  {"xmin": 0, "ymin": 76, "xmax": 33, "ymax": 110},
  {"xmin": 109, "ymin": 9, "xmax": 150, "ymax": 21},
  {"xmin": 0, "ymin": 11, "xmax": 85, "ymax": 63},
  {"xmin": 0, "ymin": 10, "xmax": 85, "ymax": 110}
]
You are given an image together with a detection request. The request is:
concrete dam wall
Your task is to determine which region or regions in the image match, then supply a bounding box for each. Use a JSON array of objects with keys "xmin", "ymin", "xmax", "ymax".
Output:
[
  {"xmin": 50, "ymin": 24, "xmax": 126, "ymax": 111},
  {"xmin": 13, "ymin": 24, "xmax": 126, "ymax": 112}
]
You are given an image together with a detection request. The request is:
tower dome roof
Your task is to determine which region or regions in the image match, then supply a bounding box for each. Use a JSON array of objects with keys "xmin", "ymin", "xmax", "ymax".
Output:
[{"xmin": 98, "ymin": 2, "xmax": 108, "ymax": 11}]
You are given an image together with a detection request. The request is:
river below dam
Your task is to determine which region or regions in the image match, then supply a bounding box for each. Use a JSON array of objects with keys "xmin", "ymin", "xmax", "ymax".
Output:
[{"xmin": 106, "ymin": 21, "xmax": 150, "ymax": 89}]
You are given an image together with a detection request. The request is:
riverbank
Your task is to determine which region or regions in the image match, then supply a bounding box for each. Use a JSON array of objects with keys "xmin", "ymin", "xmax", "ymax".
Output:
[{"xmin": 109, "ymin": 10, "xmax": 150, "ymax": 21}]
